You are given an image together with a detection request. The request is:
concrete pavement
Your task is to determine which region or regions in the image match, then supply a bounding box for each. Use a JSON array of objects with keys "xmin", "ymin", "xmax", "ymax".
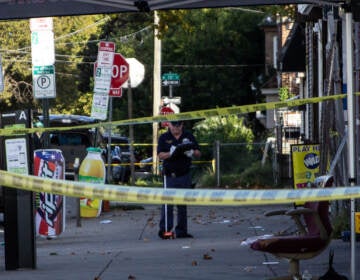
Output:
[{"xmin": 0, "ymin": 204, "xmax": 352, "ymax": 279}]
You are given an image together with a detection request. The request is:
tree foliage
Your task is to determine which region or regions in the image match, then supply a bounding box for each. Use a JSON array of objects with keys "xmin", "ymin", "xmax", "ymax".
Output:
[
  {"xmin": 52, "ymin": 15, "xmax": 105, "ymax": 114},
  {"xmin": 0, "ymin": 6, "xmax": 290, "ymax": 147},
  {"xmin": 0, "ymin": 19, "xmax": 33, "ymax": 111},
  {"xmin": 160, "ymin": 9, "xmax": 265, "ymax": 112},
  {"xmin": 0, "ymin": 15, "xmax": 105, "ymax": 114}
]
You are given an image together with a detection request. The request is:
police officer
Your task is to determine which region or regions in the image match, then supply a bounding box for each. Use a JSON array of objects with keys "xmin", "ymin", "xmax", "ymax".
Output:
[{"xmin": 157, "ymin": 121, "xmax": 201, "ymax": 239}]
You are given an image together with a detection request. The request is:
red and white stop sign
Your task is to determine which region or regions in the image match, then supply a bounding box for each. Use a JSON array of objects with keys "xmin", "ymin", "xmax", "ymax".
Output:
[
  {"xmin": 94, "ymin": 53, "xmax": 129, "ymax": 97},
  {"xmin": 109, "ymin": 53, "xmax": 129, "ymax": 97},
  {"xmin": 160, "ymin": 106, "xmax": 174, "ymax": 127}
]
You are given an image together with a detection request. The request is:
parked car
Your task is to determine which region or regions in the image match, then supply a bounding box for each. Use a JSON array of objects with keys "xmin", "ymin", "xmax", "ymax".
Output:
[{"xmin": 38, "ymin": 114, "xmax": 101, "ymax": 180}]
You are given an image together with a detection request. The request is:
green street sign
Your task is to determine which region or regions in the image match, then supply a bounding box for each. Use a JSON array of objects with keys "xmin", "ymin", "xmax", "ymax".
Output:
[
  {"xmin": 162, "ymin": 72, "xmax": 180, "ymax": 86},
  {"xmin": 33, "ymin": 65, "xmax": 55, "ymax": 75},
  {"xmin": 32, "ymin": 65, "xmax": 56, "ymax": 99}
]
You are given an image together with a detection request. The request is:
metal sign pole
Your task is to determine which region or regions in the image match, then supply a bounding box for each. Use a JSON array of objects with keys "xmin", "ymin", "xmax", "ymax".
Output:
[
  {"xmin": 345, "ymin": 11, "xmax": 356, "ymax": 280},
  {"xmin": 42, "ymin": 98, "xmax": 49, "ymax": 148},
  {"xmin": 169, "ymin": 84, "xmax": 173, "ymax": 98},
  {"xmin": 127, "ymin": 78, "xmax": 135, "ymax": 185},
  {"xmin": 107, "ymin": 97, "xmax": 113, "ymax": 183}
]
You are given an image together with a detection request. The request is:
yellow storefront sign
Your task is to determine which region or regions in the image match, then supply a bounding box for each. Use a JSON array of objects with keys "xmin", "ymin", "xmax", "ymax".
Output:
[{"xmin": 291, "ymin": 144, "xmax": 320, "ymax": 190}]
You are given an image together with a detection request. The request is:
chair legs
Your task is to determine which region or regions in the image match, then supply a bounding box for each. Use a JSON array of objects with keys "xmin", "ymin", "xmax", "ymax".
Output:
[
  {"xmin": 289, "ymin": 259, "xmax": 300, "ymax": 277},
  {"xmin": 267, "ymin": 259, "xmax": 300, "ymax": 280}
]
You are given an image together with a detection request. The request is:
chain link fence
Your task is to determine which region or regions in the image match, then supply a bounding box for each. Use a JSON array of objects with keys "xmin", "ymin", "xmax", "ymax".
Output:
[{"xmin": 190, "ymin": 141, "xmax": 276, "ymax": 188}]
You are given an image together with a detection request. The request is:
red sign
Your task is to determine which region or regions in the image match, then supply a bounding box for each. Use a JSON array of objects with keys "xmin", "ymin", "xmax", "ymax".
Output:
[
  {"xmin": 160, "ymin": 106, "xmax": 174, "ymax": 127},
  {"xmin": 94, "ymin": 53, "xmax": 129, "ymax": 97},
  {"xmin": 109, "ymin": 53, "xmax": 129, "ymax": 97},
  {"xmin": 99, "ymin": 41, "xmax": 116, "ymax": 52},
  {"xmin": 97, "ymin": 41, "xmax": 115, "ymax": 67},
  {"xmin": 160, "ymin": 106, "xmax": 174, "ymax": 114}
]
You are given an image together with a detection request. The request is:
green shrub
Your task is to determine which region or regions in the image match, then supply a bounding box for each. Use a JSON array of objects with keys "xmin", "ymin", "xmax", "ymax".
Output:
[
  {"xmin": 193, "ymin": 115, "xmax": 255, "ymax": 175},
  {"xmin": 196, "ymin": 160, "xmax": 275, "ymax": 189},
  {"xmin": 238, "ymin": 161, "xmax": 275, "ymax": 188}
]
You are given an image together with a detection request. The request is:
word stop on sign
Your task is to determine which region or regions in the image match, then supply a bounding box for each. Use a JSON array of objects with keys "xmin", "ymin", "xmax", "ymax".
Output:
[{"xmin": 113, "ymin": 64, "xmax": 128, "ymax": 78}]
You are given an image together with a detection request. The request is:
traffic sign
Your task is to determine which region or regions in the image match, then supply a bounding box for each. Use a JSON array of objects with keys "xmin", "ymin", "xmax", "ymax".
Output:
[
  {"xmin": 160, "ymin": 106, "xmax": 175, "ymax": 127},
  {"xmin": 162, "ymin": 72, "xmax": 180, "ymax": 86},
  {"xmin": 109, "ymin": 53, "xmax": 129, "ymax": 96},
  {"xmin": 30, "ymin": 17, "xmax": 53, "ymax": 31},
  {"xmin": 122, "ymin": 58, "xmax": 145, "ymax": 89},
  {"xmin": 162, "ymin": 96, "xmax": 181, "ymax": 105},
  {"xmin": 91, "ymin": 92, "xmax": 109, "ymax": 120},
  {"xmin": 160, "ymin": 106, "xmax": 174, "ymax": 114},
  {"xmin": 97, "ymin": 41, "xmax": 115, "ymax": 67},
  {"xmin": 31, "ymin": 30, "xmax": 55, "ymax": 66},
  {"xmin": 32, "ymin": 65, "xmax": 56, "ymax": 99},
  {"xmin": 94, "ymin": 41, "xmax": 116, "ymax": 94},
  {"xmin": 94, "ymin": 65, "xmax": 113, "ymax": 94}
]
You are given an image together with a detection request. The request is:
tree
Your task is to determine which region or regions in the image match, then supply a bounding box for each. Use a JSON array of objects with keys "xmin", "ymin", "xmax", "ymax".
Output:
[
  {"xmin": 0, "ymin": 7, "xmax": 286, "ymax": 148},
  {"xmin": 52, "ymin": 15, "xmax": 106, "ymax": 114},
  {"xmin": 77, "ymin": 13, "xmax": 155, "ymax": 142},
  {"xmin": 0, "ymin": 15, "xmax": 104, "ymax": 114},
  {"xmin": 160, "ymin": 8, "xmax": 265, "ymax": 115},
  {"xmin": 0, "ymin": 19, "xmax": 34, "ymax": 111}
]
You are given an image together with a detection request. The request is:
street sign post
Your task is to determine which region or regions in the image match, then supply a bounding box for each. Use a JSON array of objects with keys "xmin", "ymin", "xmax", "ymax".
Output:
[
  {"xmin": 32, "ymin": 65, "xmax": 56, "ymax": 99},
  {"xmin": 97, "ymin": 41, "xmax": 116, "ymax": 67},
  {"xmin": 93, "ymin": 41, "xmax": 115, "ymax": 94},
  {"xmin": 162, "ymin": 72, "xmax": 180, "ymax": 86},
  {"xmin": 90, "ymin": 93, "xmax": 109, "ymax": 120},
  {"xmin": 162, "ymin": 72, "xmax": 180, "ymax": 99},
  {"xmin": 30, "ymin": 18, "xmax": 55, "ymax": 66}
]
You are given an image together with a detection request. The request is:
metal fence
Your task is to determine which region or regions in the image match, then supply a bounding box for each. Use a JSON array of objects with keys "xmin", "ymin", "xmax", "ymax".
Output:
[
  {"xmin": 110, "ymin": 141, "xmax": 274, "ymax": 187},
  {"xmin": 207, "ymin": 141, "xmax": 272, "ymax": 186}
]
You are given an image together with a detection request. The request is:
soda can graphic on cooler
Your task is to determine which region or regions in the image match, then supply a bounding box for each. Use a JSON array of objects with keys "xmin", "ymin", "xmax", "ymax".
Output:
[{"xmin": 34, "ymin": 149, "xmax": 65, "ymax": 238}]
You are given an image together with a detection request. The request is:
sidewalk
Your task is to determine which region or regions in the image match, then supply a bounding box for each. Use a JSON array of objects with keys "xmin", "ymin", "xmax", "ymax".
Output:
[{"xmin": 0, "ymin": 204, "xmax": 352, "ymax": 279}]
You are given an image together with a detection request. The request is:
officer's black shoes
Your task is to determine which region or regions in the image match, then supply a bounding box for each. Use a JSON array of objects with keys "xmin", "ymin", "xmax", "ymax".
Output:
[{"xmin": 176, "ymin": 233, "xmax": 194, "ymax": 238}]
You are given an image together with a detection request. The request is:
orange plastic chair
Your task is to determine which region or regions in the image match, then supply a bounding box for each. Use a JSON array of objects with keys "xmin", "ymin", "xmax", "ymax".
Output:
[{"xmin": 250, "ymin": 175, "xmax": 334, "ymax": 280}]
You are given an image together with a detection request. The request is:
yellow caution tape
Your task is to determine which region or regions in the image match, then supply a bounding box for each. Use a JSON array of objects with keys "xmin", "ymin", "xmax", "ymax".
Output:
[
  {"xmin": 0, "ymin": 170, "xmax": 358, "ymax": 206},
  {"xmin": 0, "ymin": 93, "xmax": 347, "ymax": 136},
  {"xmin": 105, "ymin": 160, "xmax": 211, "ymax": 167},
  {"xmin": 0, "ymin": 94, "xmax": 352, "ymax": 204}
]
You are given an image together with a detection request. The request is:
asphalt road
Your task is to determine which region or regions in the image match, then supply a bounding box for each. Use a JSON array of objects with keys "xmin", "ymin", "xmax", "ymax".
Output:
[{"xmin": 0, "ymin": 204, "xmax": 352, "ymax": 280}]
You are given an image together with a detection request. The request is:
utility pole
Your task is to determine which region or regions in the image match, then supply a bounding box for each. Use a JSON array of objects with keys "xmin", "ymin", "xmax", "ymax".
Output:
[{"xmin": 153, "ymin": 11, "xmax": 161, "ymax": 175}]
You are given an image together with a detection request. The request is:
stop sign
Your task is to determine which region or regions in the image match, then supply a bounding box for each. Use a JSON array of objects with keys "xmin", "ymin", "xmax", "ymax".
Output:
[
  {"xmin": 94, "ymin": 53, "xmax": 129, "ymax": 97},
  {"xmin": 109, "ymin": 53, "xmax": 129, "ymax": 97},
  {"xmin": 160, "ymin": 106, "xmax": 174, "ymax": 127},
  {"xmin": 160, "ymin": 106, "xmax": 174, "ymax": 114}
]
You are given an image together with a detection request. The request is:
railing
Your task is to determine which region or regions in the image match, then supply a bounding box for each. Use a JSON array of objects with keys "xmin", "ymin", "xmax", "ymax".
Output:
[{"xmin": 107, "ymin": 141, "xmax": 273, "ymax": 187}]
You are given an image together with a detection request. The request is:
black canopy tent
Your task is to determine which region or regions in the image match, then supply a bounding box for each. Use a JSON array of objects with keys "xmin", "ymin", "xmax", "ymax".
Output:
[{"xmin": 0, "ymin": 0, "xmax": 343, "ymax": 20}]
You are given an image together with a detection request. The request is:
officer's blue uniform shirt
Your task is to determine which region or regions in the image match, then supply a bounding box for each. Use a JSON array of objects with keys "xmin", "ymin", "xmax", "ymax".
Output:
[{"xmin": 157, "ymin": 130, "xmax": 199, "ymax": 176}]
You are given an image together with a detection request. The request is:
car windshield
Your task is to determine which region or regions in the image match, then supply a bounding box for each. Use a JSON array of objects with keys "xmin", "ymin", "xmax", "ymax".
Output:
[{"xmin": 50, "ymin": 133, "xmax": 91, "ymax": 146}]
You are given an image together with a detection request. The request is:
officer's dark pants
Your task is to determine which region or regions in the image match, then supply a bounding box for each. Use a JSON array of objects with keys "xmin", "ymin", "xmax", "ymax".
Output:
[{"xmin": 159, "ymin": 173, "xmax": 192, "ymax": 236}]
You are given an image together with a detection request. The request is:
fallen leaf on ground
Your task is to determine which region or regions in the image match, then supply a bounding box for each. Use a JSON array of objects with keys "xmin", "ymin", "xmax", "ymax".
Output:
[{"xmin": 203, "ymin": 253, "xmax": 213, "ymax": 260}]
